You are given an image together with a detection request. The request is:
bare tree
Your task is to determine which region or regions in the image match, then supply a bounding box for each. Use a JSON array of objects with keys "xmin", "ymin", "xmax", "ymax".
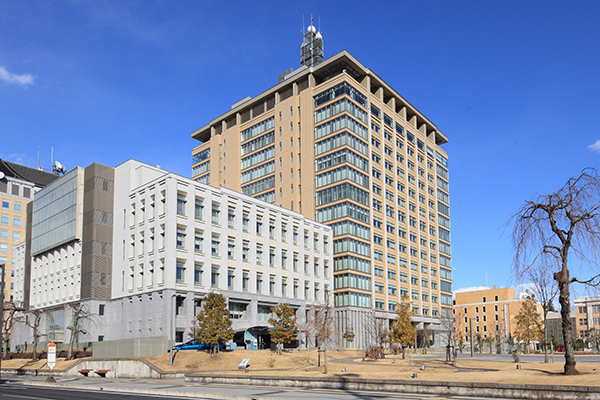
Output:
[
  {"xmin": 438, "ymin": 314, "xmax": 455, "ymax": 361},
  {"xmin": 365, "ymin": 312, "xmax": 389, "ymax": 349},
  {"xmin": 511, "ymin": 168, "xmax": 600, "ymax": 375},
  {"xmin": 65, "ymin": 303, "xmax": 93, "ymax": 360},
  {"xmin": 525, "ymin": 262, "xmax": 558, "ymax": 362},
  {"xmin": 453, "ymin": 308, "xmax": 467, "ymax": 353},
  {"xmin": 1, "ymin": 301, "xmax": 20, "ymax": 359},
  {"xmin": 22, "ymin": 309, "xmax": 45, "ymax": 361},
  {"xmin": 304, "ymin": 291, "xmax": 336, "ymax": 373}
]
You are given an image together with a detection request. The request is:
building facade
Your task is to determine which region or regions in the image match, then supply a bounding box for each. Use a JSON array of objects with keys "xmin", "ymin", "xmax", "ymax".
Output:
[
  {"xmin": 454, "ymin": 286, "xmax": 543, "ymax": 343},
  {"xmin": 0, "ymin": 159, "xmax": 57, "ymax": 304},
  {"xmin": 191, "ymin": 43, "xmax": 452, "ymax": 346},
  {"xmin": 12, "ymin": 160, "xmax": 333, "ymax": 350},
  {"xmin": 574, "ymin": 297, "xmax": 600, "ymax": 339}
]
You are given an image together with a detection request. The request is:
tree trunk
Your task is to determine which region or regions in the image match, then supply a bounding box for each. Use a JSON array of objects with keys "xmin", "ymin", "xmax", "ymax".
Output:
[
  {"xmin": 68, "ymin": 325, "xmax": 75, "ymax": 360},
  {"xmin": 317, "ymin": 348, "xmax": 321, "ymax": 366},
  {"xmin": 32, "ymin": 336, "xmax": 38, "ymax": 361},
  {"xmin": 324, "ymin": 348, "xmax": 328, "ymax": 374},
  {"xmin": 555, "ymin": 267, "xmax": 579, "ymax": 375}
]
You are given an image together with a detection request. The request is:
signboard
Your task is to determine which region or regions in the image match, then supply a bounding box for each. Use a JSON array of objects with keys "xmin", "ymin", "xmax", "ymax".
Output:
[{"xmin": 47, "ymin": 343, "xmax": 56, "ymax": 370}]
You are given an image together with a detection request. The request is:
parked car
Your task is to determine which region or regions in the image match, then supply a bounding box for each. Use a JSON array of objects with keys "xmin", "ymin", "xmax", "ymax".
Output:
[
  {"xmin": 555, "ymin": 345, "xmax": 565, "ymax": 352},
  {"xmin": 171, "ymin": 339, "xmax": 226, "ymax": 352}
]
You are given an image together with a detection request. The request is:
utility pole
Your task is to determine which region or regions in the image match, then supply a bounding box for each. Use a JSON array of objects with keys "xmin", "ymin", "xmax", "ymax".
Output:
[{"xmin": 470, "ymin": 318, "xmax": 475, "ymax": 358}]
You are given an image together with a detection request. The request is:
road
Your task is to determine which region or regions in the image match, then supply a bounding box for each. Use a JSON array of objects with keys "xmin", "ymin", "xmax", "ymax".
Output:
[{"xmin": 0, "ymin": 375, "xmax": 518, "ymax": 400}]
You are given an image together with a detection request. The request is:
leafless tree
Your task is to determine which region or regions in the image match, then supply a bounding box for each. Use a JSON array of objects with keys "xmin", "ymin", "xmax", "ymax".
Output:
[
  {"xmin": 65, "ymin": 303, "xmax": 93, "ymax": 360},
  {"xmin": 510, "ymin": 168, "xmax": 600, "ymax": 375},
  {"xmin": 453, "ymin": 308, "xmax": 467, "ymax": 353},
  {"xmin": 438, "ymin": 315, "xmax": 455, "ymax": 361},
  {"xmin": 1, "ymin": 301, "xmax": 21, "ymax": 359},
  {"xmin": 304, "ymin": 291, "xmax": 336, "ymax": 373},
  {"xmin": 21, "ymin": 309, "xmax": 45, "ymax": 361},
  {"xmin": 524, "ymin": 262, "xmax": 559, "ymax": 363},
  {"xmin": 365, "ymin": 312, "xmax": 389, "ymax": 349}
]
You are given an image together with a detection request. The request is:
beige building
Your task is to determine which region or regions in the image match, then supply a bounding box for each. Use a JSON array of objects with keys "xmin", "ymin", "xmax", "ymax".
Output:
[
  {"xmin": 190, "ymin": 27, "xmax": 452, "ymax": 346},
  {"xmin": 454, "ymin": 286, "xmax": 542, "ymax": 341},
  {"xmin": 574, "ymin": 297, "xmax": 600, "ymax": 338},
  {"xmin": 0, "ymin": 159, "xmax": 57, "ymax": 304}
]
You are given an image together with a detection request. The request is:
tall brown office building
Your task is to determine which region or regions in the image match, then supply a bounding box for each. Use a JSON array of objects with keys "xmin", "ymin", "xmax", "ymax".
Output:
[{"xmin": 191, "ymin": 26, "xmax": 452, "ymax": 347}]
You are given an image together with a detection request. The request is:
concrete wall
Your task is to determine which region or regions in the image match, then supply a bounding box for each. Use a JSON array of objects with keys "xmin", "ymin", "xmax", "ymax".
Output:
[{"xmin": 93, "ymin": 336, "xmax": 169, "ymax": 358}]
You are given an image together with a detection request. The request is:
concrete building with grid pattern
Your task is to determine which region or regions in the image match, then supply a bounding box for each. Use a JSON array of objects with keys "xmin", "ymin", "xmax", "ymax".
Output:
[{"xmin": 11, "ymin": 159, "xmax": 333, "ymax": 352}]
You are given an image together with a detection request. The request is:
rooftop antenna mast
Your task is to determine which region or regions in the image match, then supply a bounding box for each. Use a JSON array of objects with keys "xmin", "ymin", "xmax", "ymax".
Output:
[{"xmin": 300, "ymin": 15, "xmax": 324, "ymax": 68}]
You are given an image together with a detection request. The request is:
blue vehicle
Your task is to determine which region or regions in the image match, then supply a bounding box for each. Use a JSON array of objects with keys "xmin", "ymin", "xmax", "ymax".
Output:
[{"xmin": 172, "ymin": 339, "xmax": 226, "ymax": 352}]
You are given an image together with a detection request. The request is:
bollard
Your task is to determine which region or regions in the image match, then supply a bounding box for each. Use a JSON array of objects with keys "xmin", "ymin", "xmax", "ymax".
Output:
[
  {"xmin": 392, "ymin": 359, "xmax": 395, "ymax": 364},
  {"xmin": 342, "ymin": 367, "xmax": 346, "ymax": 372},
  {"xmin": 421, "ymin": 365, "xmax": 425, "ymax": 370},
  {"xmin": 412, "ymin": 373, "xmax": 418, "ymax": 378},
  {"xmin": 516, "ymin": 365, "xmax": 521, "ymax": 370}
]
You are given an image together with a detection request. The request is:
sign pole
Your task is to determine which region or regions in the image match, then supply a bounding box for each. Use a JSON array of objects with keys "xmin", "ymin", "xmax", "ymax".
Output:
[{"xmin": 46, "ymin": 343, "xmax": 56, "ymax": 382}]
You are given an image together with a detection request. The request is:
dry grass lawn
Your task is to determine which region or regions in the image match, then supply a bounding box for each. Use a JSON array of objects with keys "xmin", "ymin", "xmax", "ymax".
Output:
[
  {"xmin": 144, "ymin": 349, "xmax": 600, "ymax": 387},
  {"xmin": 4, "ymin": 350, "xmax": 599, "ymax": 387}
]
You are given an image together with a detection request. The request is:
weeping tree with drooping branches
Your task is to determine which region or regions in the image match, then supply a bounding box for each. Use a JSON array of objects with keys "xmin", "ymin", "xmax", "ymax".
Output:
[{"xmin": 511, "ymin": 168, "xmax": 600, "ymax": 375}]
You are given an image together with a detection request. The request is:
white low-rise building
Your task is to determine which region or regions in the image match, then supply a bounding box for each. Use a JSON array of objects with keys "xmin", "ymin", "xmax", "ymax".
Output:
[{"xmin": 12, "ymin": 159, "xmax": 333, "ymax": 352}]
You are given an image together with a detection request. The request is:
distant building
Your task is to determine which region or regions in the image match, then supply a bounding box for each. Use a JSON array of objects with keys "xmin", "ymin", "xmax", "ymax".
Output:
[
  {"xmin": 454, "ymin": 286, "xmax": 543, "ymax": 342},
  {"xmin": 0, "ymin": 159, "xmax": 58, "ymax": 303},
  {"xmin": 12, "ymin": 159, "xmax": 333, "ymax": 352},
  {"xmin": 573, "ymin": 297, "xmax": 600, "ymax": 338},
  {"xmin": 545, "ymin": 311, "xmax": 576, "ymax": 347}
]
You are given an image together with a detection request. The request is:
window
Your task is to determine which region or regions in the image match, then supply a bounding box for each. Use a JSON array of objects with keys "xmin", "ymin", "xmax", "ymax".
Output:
[
  {"xmin": 211, "ymin": 204, "xmax": 220, "ymax": 224},
  {"xmin": 242, "ymin": 240, "xmax": 249, "ymax": 262},
  {"xmin": 242, "ymin": 212, "xmax": 249, "ymax": 231},
  {"xmin": 194, "ymin": 264, "xmax": 202, "ymax": 286},
  {"xmin": 211, "ymin": 235, "xmax": 220, "ymax": 256},
  {"xmin": 229, "ymin": 302, "xmax": 247, "ymax": 319},
  {"xmin": 1, "ymin": 200, "xmax": 8, "ymax": 209},
  {"xmin": 228, "ymin": 238, "xmax": 235, "ymax": 259},
  {"xmin": 228, "ymin": 208, "xmax": 235, "ymax": 228},
  {"xmin": 256, "ymin": 272, "xmax": 263, "ymax": 293},
  {"xmin": 228, "ymin": 268, "xmax": 235, "ymax": 289},
  {"xmin": 195, "ymin": 199, "xmax": 204, "ymax": 220},
  {"xmin": 176, "ymin": 261, "xmax": 185, "ymax": 283},
  {"xmin": 177, "ymin": 193, "xmax": 186, "ymax": 216},
  {"xmin": 99, "ymin": 304, "xmax": 105, "ymax": 316},
  {"xmin": 194, "ymin": 231, "xmax": 203, "ymax": 253},
  {"xmin": 256, "ymin": 244, "xmax": 263, "ymax": 264},
  {"xmin": 176, "ymin": 227, "xmax": 186, "ymax": 250},
  {"xmin": 270, "ymin": 275, "xmax": 276, "ymax": 295},
  {"xmin": 211, "ymin": 267, "xmax": 219, "ymax": 287},
  {"xmin": 256, "ymin": 216, "xmax": 263, "ymax": 236},
  {"xmin": 1, "ymin": 215, "xmax": 8, "ymax": 225},
  {"xmin": 242, "ymin": 271, "xmax": 249, "ymax": 291}
]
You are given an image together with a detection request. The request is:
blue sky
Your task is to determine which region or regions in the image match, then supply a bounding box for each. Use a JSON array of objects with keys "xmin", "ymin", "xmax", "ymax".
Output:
[{"xmin": 2, "ymin": 1, "xmax": 600, "ymax": 295}]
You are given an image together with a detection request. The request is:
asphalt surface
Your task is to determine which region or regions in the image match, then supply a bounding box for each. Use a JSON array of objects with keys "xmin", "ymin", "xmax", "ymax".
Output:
[{"xmin": 0, "ymin": 374, "xmax": 518, "ymax": 400}]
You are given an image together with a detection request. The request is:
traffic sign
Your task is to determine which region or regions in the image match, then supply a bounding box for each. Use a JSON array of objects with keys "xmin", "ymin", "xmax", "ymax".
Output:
[{"xmin": 47, "ymin": 343, "xmax": 56, "ymax": 370}]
